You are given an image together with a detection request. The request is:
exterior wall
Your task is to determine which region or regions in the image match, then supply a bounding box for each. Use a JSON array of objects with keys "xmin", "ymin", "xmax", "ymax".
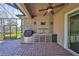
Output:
[
  {"xmin": 34, "ymin": 16, "xmax": 51, "ymax": 34},
  {"xmin": 54, "ymin": 3, "xmax": 79, "ymax": 47},
  {"xmin": 23, "ymin": 15, "xmax": 53, "ymax": 34}
]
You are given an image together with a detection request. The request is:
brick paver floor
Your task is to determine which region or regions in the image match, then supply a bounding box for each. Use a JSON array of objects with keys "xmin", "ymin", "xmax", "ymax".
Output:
[{"xmin": 0, "ymin": 40, "xmax": 73, "ymax": 56}]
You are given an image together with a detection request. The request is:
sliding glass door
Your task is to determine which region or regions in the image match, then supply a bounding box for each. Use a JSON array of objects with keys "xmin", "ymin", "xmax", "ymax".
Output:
[{"xmin": 68, "ymin": 11, "xmax": 79, "ymax": 54}]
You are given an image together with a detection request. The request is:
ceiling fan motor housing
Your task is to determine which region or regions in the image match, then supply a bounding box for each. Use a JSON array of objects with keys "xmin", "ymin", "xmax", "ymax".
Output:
[{"xmin": 47, "ymin": 8, "xmax": 53, "ymax": 12}]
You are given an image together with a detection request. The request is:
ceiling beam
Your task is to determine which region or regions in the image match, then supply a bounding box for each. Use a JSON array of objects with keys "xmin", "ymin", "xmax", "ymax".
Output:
[{"xmin": 16, "ymin": 3, "xmax": 31, "ymax": 19}]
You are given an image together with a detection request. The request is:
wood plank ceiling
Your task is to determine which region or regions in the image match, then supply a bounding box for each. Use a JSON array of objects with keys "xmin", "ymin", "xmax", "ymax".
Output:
[{"xmin": 24, "ymin": 3, "xmax": 67, "ymax": 18}]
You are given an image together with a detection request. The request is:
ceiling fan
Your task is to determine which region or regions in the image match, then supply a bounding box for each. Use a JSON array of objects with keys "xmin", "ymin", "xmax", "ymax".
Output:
[{"xmin": 39, "ymin": 3, "xmax": 65, "ymax": 16}]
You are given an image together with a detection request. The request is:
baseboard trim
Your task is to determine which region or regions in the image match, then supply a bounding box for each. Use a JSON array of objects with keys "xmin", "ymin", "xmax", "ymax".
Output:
[{"xmin": 65, "ymin": 48, "xmax": 79, "ymax": 56}]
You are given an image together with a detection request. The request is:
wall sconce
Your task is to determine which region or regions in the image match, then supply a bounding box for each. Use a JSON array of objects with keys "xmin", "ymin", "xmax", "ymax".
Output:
[
  {"xmin": 50, "ymin": 22, "xmax": 53, "ymax": 24},
  {"xmin": 41, "ymin": 22, "xmax": 46, "ymax": 25},
  {"xmin": 34, "ymin": 22, "xmax": 36, "ymax": 25}
]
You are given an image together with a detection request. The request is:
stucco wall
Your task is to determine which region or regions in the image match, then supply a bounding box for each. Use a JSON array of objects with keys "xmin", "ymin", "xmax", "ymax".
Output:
[{"xmin": 54, "ymin": 3, "xmax": 79, "ymax": 47}]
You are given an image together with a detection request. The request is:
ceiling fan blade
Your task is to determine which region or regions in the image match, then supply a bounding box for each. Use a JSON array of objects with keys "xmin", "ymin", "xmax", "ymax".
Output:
[
  {"xmin": 51, "ymin": 11, "xmax": 54, "ymax": 15},
  {"xmin": 43, "ymin": 12, "xmax": 48, "ymax": 16},
  {"xmin": 39, "ymin": 9, "xmax": 47, "ymax": 11},
  {"xmin": 53, "ymin": 3, "xmax": 65, "ymax": 8}
]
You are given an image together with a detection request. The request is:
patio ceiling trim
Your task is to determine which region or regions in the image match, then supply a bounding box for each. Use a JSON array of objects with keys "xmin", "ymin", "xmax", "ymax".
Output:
[{"xmin": 16, "ymin": 3, "xmax": 31, "ymax": 19}]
